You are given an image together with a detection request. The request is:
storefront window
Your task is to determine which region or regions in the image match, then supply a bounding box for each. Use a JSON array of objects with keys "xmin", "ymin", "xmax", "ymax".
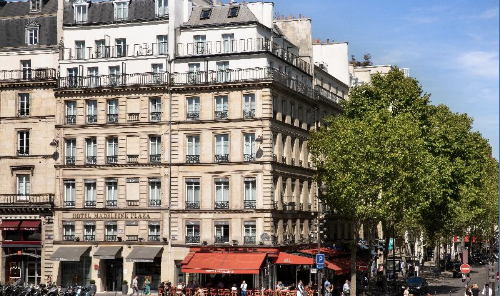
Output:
[
  {"xmin": 61, "ymin": 257, "xmax": 91, "ymax": 286},
  {"xmin": 136, "ymin": 257, "xmax": 161, "ymax": 290}
]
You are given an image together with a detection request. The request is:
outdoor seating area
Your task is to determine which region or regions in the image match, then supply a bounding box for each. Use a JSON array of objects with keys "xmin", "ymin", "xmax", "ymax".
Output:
[{"xmin": 158, "ymin": 287, "xmax": 318, "ymax": 296}]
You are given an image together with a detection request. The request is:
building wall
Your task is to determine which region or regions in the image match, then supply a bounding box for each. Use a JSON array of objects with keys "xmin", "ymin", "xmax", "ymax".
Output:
[{"xmin": 312, "ymin": 42, "xmax": 350, "ymax": 86}]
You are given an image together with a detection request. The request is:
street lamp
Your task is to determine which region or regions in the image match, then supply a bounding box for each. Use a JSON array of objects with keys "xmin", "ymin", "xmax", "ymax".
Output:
[{"xmin": 317, "ymin": 184, "xmax": 328, "ymax": 294}]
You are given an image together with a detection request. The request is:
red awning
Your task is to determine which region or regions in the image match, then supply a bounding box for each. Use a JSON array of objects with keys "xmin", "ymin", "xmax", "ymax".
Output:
[
  {"xmin": 182, "ymin": 252, "xmax": 266, "ymax": 274},
  {"xmin": 20, "ymin": 220, "xmax": 41, "ymax": 231},
  {"xmin": 0, "ymin": 220, "xmax": 20, "ymax": 230},
  {"xmin": 299, "ymin": 247, "xmax": 348, "ymax": 257},
  {"xmin": 325, "ymin": 260, "xmax": 343, "ymax": 272},
  {"xmin": 181, "ymin": 252, "xmax": 195, "ymax": 265},
  {"xmin": 331, "ymin": 257, "xmax": 368, "ymax": 273},
  {"xmin": 275, "ymin": 252, "xmax": 314, "ymax": 265}
]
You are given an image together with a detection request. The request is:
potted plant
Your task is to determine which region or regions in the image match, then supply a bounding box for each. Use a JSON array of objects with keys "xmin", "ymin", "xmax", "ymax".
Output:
[
  {"xmin": 89, "ymin": 279, "xmax": 96, "ymax": 296},
  {"xmin": 122, "ymin": 280, "xmax": 128, "ymax": 295}
]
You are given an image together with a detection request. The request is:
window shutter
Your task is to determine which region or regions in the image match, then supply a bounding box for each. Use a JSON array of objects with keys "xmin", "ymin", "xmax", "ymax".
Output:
[
  {"xmin": 126, "ymin": 178, "xmax": 139, "ymax": 201},
  {"xmin": 127, "ymin": 98, "xmax": 140, "ymax": 114},
  {"xmin": 126, "ymin": 136, "xmax": 140, "ymax": 155}
]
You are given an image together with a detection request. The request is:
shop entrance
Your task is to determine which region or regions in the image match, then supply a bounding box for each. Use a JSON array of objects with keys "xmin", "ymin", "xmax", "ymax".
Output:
[
  {"xmin": 26, "ymin": 261, "xmax": 41, "ymax": 285},
  {"xmin": 3, "ymin": 248, "xmax": 41, "ymax": 285},
  {"xmin": 105, "ymin": 259, "xmax": 123, "ymax": 291}
]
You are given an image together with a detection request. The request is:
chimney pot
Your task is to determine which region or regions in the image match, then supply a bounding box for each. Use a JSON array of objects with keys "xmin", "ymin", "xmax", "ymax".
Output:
[
  {"xmin": 289, "ymin": 13, "xmax": 292, "ymax": 19},
  {"xmin": 219, "ymin": 1, "xmax": 222, "ymax": 5},
  {"xmin": 299, "ymin": 14, "xmax": 301, "ymax": 18},
  {"xmin": 242, "ymin": 0, "xmax": 245, "ymax": 4},
  {"xmin": 326, "ymin": 38, "xmax": 329, "ymax": 43}
]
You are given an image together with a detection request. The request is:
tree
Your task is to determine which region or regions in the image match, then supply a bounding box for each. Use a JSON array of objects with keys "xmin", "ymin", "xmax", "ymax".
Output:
[{"xmin": 349, "ymin": 53, "xmax": 373, "ymax": 67}]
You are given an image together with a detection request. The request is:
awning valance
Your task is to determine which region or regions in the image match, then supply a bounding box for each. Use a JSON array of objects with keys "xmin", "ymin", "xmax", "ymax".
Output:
[
  {"xmin": 126, "ymin": 246, "xmax": 163, "ymax": 262},
  {"xmin": 275, "ymin": 252, "xmax": 313, "ymax": 265},
  {"xmin": 182, "ymin": 252, "xmax": 266, "ymax": 274},
  {"xmin": 20, "ymin": 220, "xmax": 40, "ymax": 231},
  {"xmin": 50, "ymin": 247, "xmax": 90, "ymax": 261},
  {"xmin": 94, "ymin": 246, "xmax": 122, "ymax": 259},
  {"xmin": 0, "ymin": 220, "xmax": 20, "ymax": 230}
]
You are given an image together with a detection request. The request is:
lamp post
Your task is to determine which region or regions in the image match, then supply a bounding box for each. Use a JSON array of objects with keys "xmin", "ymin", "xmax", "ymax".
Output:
[{"xmin": 317, "ymin": 184, "xmax": 327, "ymax": 296}]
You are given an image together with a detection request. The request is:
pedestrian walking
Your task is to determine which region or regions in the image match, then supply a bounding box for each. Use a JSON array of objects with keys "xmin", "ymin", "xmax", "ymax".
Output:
[
  {"xmin": 297, "ymin": 281, "xmax": 304, "ymax": 296},
  {"xmin": 143, "ymin": 276, "xmax": 151, "ymax": 296},
  {"xmin": 482, "ymin": 284, "xmax": 492, "ymax": 296},
  {"xmin": 403, "ymin": 287, "xmax": 409, "ymax": 296},
  {"xmin": 342, "ymin": 280, "xmax": 350, "ymax": 296},
  {"xmin": 239, "ymin": 281, "xmax": 247, "ymax": 296},
  {"xmin": 323, "ymin": 279, "xmax": 331, "ymax": 296},
  {"xmin": 130, "ymin": 276, "xmax": 139, "ymax": 296},
  {"xmin": 471, "ymin": 284, "xmax": 480, "ymax": 296}
]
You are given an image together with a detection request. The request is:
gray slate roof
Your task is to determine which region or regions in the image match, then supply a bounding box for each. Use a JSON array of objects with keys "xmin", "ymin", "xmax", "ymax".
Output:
[
  {"xmin": 183, "ymin": 4, "xmax": 259, "ymax": 28},
  {"xmin": 0, "ymin": 0, "xmax": 57, "ymax": 17},
  {"xmin": 191, "ymin": 0, "xmax": 212, "ymax": 6},
  {"xmin": 64, "ymin": 0, "xmax": 159, "ymax": 25}
]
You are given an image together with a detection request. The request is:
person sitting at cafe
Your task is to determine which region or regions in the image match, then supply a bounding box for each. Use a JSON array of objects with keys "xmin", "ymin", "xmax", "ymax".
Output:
[{"xmin": 276, "ymin": 282, "xmax": 285, "ymax": 291}]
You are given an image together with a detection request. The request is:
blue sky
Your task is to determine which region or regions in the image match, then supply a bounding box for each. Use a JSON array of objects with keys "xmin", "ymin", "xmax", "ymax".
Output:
[{"xmin": 273, "ymin": 0, "xmax": 499, "ymax": 159}]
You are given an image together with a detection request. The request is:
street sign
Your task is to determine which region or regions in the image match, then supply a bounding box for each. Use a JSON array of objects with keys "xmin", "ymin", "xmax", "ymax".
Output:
[
  {"xmin": 311, "ymin": 268, "xmax": 317, "ymax": 274},
  {"xmin": 460, "ymin": 263, "xmax": 471, "ymax": 274},
  {"xmin": 316, "ymin": 254, "xmax": 325, "ymax": 270}
]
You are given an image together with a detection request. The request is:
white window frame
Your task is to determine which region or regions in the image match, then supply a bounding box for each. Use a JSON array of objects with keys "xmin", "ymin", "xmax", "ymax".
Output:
[
  {"xmin": 155, "ymin": 0, "xmax": 168, "ymax": 17},
  {"xmin": 63, "ymin": 224, "xmax": 75, "ymax": 237},
  {"xmin": 107, "ymin": 99, "xmax": 119, "ymax": 115},
  {"xmin": 86, "ymin": 100, "xmax": 97, "ymax": 116},
  {"xmin": 74, "ymin": 2, "xmax": 88, "ymax": 23},
  {"xmin": 186, "ymin": 224, "xmax": 200, "ymax": 237},
  {"xmin": 21, "ymin": 60, "xmax": 32, "ymax": 80},
  {"xmin": 243, "ymin": 94, "xmax": 255, "ymax": 113},
  {"xmin": 149, "ymin": 180, "xmax": 161, "ymax": 203},
  {"xmin": 17, "ymin": 175, "xmax": 30, "ymax": 196},
  {"xmin": 243, "ymin": 133, "xmax": 255, "ymax": 159},
  {"xmin": 186, "ymin": 179, "xmax": 200, "ymax": 203},
  {"xmin": 157, "ymin": 35, "xmax": 168, "ymax": 55},
  {"xmin": 106, "ymin": 180, "xmax": 118, "ymax": 202},
  {"xmin": 30, "ymin": 0, "xmax": 41, "ymax": 11},
  {"xmin": 88, "ymin": 68, "xmax": 99, "ymax": 87},
  {"xmin": 186, "ymin": 135, "xmax": 200, "ymax": 156},
  {"xmin": 85, "ymin": 138, "xmax": 97, "ymax": 157},
  {"xmin": 75, "ymin": 40, "xmax": 85, "ymax": 59},
  {"xmin": 85, "ymin": 181, "xmax": 97, "ymax": 203},
  {"xmin": 113, "ymin": 1, "xmax": 129, "ymax": 20},
  {"xmin": 65, "ymin": 139, "xmax": 76, "ymax": 159},
  {"xmin": 150, "ymin": 136, "xmax": 161, "ymax": 156},
  {"xmin": 221, "ymin": 34, "xmax": 234, "ymax": 53},
  {"xmin": 64, "ymin": 180, "xmax": 76, "ymax": 205},
  {"xmin": 214, "ymin": 179, "xmax": 229, "ymax": 203},
  {"xmin": 244, "ymin": 178, "xmax": 256, "ymax": 201},
  {"xmin": 215, "ymin": 134, "xmax": 229, "ymax": 156},
  {"xmin": 26, "ymin": 26, "xmax": 39, "ymax": 45},
  {"xmin": 17, "ymin": 130, "xmax": 30, "ymax": 155},
  {"xmin": 84, "ymin": 225, "xmax": 95, "ymax": 237},
  {"xmin": 107, "ymin": 137, "xmax": 118, "ymax": 157},
  {"xmin": 186, "ymin": 97, "xmax": 200, "ymax": 119}
]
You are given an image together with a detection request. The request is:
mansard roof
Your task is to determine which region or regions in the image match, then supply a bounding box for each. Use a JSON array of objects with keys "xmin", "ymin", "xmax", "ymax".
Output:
[
  {"xmin": 0, "ymin": 0, "xmax": 57, "ymax": 17},
  {"xmin": 63, "ymin": 0, "xmax": 160, "ymax": 25},
  {"xmin": 182, "ymin": 4, "xmax": 259, "ymax": 28}
]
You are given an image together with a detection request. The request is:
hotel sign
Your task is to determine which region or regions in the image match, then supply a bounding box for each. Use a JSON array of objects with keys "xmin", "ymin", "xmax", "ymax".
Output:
[{"xmin": 71, "ymin": 212, "xmax": 152, "ymax": 220}]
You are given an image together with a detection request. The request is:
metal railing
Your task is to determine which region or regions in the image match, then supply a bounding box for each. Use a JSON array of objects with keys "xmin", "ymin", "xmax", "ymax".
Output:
[
  {"xmin": 186, "ymin": 235, "xmax": 200, "ymax": 244},
  {"xmin": 105, "ymin": 235, "xmax": 117, "ymax": 241},
  {"xmin": 186, "ymin": 201, "xmax": 200, "ymax": 209},
  {"xmin": 19, "ymin": 110, "xmax": 29, "ymax": 117},
  {"xmin": 106, "ymin": 200, "xmax": 118, "ymax": 207},
  {"xmin": 127, "ymin": 200, "xmax": 139, "ymax": 206},
  {"xmin": 64, "ymin": 200, "xmax": 76, "ymax": 207},
  {"xmin": 63, "ymin": 235, "xmax": 75, "ymax": 241},
  {"xmin": 243, "ymin": 110, "xmax": 255, "ymax": 118},
  {"xmin": 87, "ymin": 115, "xmax": 97, "ymax": 124},
  {"xmin": 243, "ymin": 200, "xmax": 256, "ymax": 209},
  {"xmin": 17, "ymin": 149, "xmax": 29, "ymax": 156},
  {"xmin": 149, "ymin": 199, "xmax": 161, "ymax": 207},
  {"xmin": 62, "ymin": 43, "xmax": 168, "ymax": 60},
  {"xmin": 65, "ymin": 156, "xmax": 75, "ymax": 165},
  {"xmin": 150, "ymin": 154, "xmax": 161, "ymax": 163},
  {"xmin": 243, "ymin": 154, "xmax": 255, "ymax": 162},
  {"xmin": 126, "ymin": 235, "xmax": 139, "ymax": 241},
  {"xmin": 149, "ymin": 235, "xmax": 160, "ymax": 241},
  {"xmin": 214, "ymin": 201, "xmax": 229, "ymax": 209},
  {"xmin": 58, "ymin": 72, "xmax": 169, "ymax": 89},
  {"xmin": 214, "ymin": 111, "xmax": 228, "ymax": 119},
  {"xmin": 128, "ymin": 113, "xmax": 139, "ymax": 122},
  {"xmin": 150, "ymin": 112, "xmax": 161, "ymax": 121},
  {"xmin": 0, "ymin": 68, "xmax": 57, "ymax": 82},
  {"xmin": 66, "ymin": 115, "xmax": 76, "ymax": 125},
  {"xmin": 176, "ymin": 38, "xmax": 311, "ymax": 74},
  {"xmin": 107, "ymin": 114, "xmax": 118, "ymax": 123},
  {"xmin": 86, "ymin": 156, "xmax": 97, "ymax": 165},
  {"xmin": 107, "ymin": 155, "xmax": 118, "ymax": 164},
  {"xmin": 85, "ymin": 200, "xmax": 96, "ymax": 207},
  {"xmin": 314, "ymin": 85, "xmax": 345, "ymax": 104},
  {"xmin": 84, "ymin": 235, "xmax": 95, "ymax": 241},
  {"xmin": 214, "ymin": 154, "xmax": 229, "ymax": 163},
  {"xmin": 0, "ymin": 194, "xmax": 53, "ymax": 206},
  {"xmin": 214, "ymin": 236, "xmax": 229, "ymax": 244},
  {"xmin": 186, "ymin": 111, "xmax": 200, "ymax": 120},
  {"xmin": 127, "ymin": 155, "xmax": 138, "ymax": 163},
  {"xmin": 244, "ymin": 236, "xmax": 256, "ymax": 244},
  {"xmin": 186, "ymin": 155, "xmax": 200, "ymax": 163}
]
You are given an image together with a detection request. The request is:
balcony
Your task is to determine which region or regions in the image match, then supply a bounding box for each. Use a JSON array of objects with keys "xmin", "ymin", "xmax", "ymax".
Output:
[
  {"xmin": 85, "ymin": 200, "xmax": 96, "ymax": 207},
  {"xmin": 84, "ymin": 235, "xmax": 95, "ymax": 241},
  {"xmin": 175, "ymin": 38, "xmax": 311, "ymax": 74},
  {"xmin": 107, "ymin": 155, "xmax": 118, "ymax": 164},
  {"xmin": 62, "ymin": 43, "xmax": 168, "ymax": 60},
  {"xmin": 58, "ymin": 72, "xmax": 169, "ymax": 89},
  {"xmin": 150, "ymin": 154, "xmax": 161, "ymax": 163},
  {"xmin": 186, "ymin": 155, "xmax": 200, "ymax": 163},
  {"xmin": 214, "ymin": 236, "xmax": 229, "ymax": 244},
  {"xmin": 87, "ymin": 115, "xmax": 97, "ymax": 124},
  {"xmin": 149, "ymin": 199, "xmax": 161, "ymax": 207},
  {"xmin": 0, "ymin": 68, "xmax": 57, "ymax": 82},
  {"xmin": 314, "ymin": 85, "xmax": 345, "ymax": 105},
  {"xmin": 107, "ymin": 114, "xmax": 118, "ymax": 123},
  {"xmin": 243, "ymin": 200, "xmax": 256, "ymax": 209},
  {"xmin": 17, "ymin": 149, "xmax": 29, "ymax": 156},
  {"xmin": 64, "ymin": 201, "xmax": 75, "ymax": 207},
  {"xmin": 150, "ymin": 112, "xmax": 161, "ymax": 122},
  {"xmin": 186, "ymin": 111, "xmax": 200, "ymax": 120},
  {"xmin": 127, "ymin": 200, "xmax": 139, "ymax": 206},
  {"xmin": 149, "ymin": 235, "xmax": 160, "ymax": 242},
  {"xmin": 214, "ymin": 154, "xmax": 229, "ymax": 163},
  {"xmin": 214, "ymin": 111, "xmax": 228, "ymax": 120},
  {"xmin": 66, "ymin": 115, "xmax": 76, "ymax": 125},
  {"xmin": 214, "ymin": 201, "xmax": 229, "ymax": 209},
  {"xmin": 106, "ymin": 200, "xmax": 118, "ymax": 208},
  {"xmin": 244, "ymin": 236, "xmax": 256, "ymax": 245},
  {"xmin": 243, "ymin": 110, "xmax": 255, "ymax": 119},
  {"xmin": 86, "ymin": 156, "xmax": 97, "ymax": 165},
  {"xmin": 127, "ymin": 155, "xmax": 139, "ymax": 163},
  {"xmin": 186, "ymin": 201, "xmax": 200, "ymax": 209},
  {"xmin": 243, "ymin": 154, "xmax": 255, "ymax": 162},
  {"xmin": 186, "ymin": 235, "xmax": 200, "ymax": 244},
  {"xmin": 126, "ymin": 235, "xmax": 139, "ymax": 241},
  {"xmin": 18, "ymin": 110, "xmax": 29, "ymax": 117},
  {"xmin": 0, "ymin": 194, "xmax": 54, "ymax": 214},
  {"xmin": 63, "ymin": 235, "xmax": 75, "ymax": 241},
  {"xmin": 128, "ymin": 113, "xmax": 139, "ymax": 122},
  {"xmin": 105, "ymin": 235, "xmax": 118, "ymax": 241},
  {"xmin": 64, "ymin": 156, "xmax": 75, "ymax": 165}
]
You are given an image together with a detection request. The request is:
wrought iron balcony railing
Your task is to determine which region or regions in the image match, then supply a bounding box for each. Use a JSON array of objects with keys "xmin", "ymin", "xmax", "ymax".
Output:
[
  {"xmin": 127, "ymin": 155, "xmax": 139, "ymax": 163},
  {"xmin": 150, "ymin": 112, "xmax": 161, "ymax": 121},
  {"xmin": 84, "ymin": 235, "xmax": 95, "ymax": 241},
  {"xmin": 186, "ymin": 201, "xmax": 200, "ymax": 209},
  {"xmin": 107, "ymin": 114, "xmax": 118, "ymax": 123},
  {"xmin": 149, "ymin": 199, "xmax": 161, "ymax": 207},
  {"xmin": 63, "ymin": 235, "xmax": 75, "ymax": 241},
  {"xmin": 186, "ymin": 111, "xmax": 200, "ymax": 120},
  {"xmin": 107, "ymin": 155, "xmax": 118, "ymax": 164},
  {"xmin": 126, "ymin": 235, "xmax": 139, "ymax": 241},
  {"xmin": 62, "ymin": 43, "xmax": 168, "ymax": 60},
  {"xmin": 243, "ymin": 110, "xmax": 255, "ymax": 118},
  {"xmin": 244, "ymin": 236, "xmax": 256, "ymax": 245},
  {"xmin": 149, "ymin": 235, "xmax": 160, "ymax": 241},
  {"xmin": 128, "ymin": 113, "xmax": 139, "ymax": 122},
  {"xmin": 186, "ymin": 155, "xmax": 200, "ymax": 163},
  {"xmin": 58, "ymin": 72, "xmax": 169, "ymax": 89},
  {"xmin": 66, "ymin": 115, "xmax": 76, "ymax": 125},
  {"xmin": 64, "ymin": 200, "xmax": 76, "ymax": 207},
  {"xmin": 214, "ymin": 154, "xmax": 229, "ymax": 163},
  {"xmin": 106, "ymin": 200, "xmax": 118, "ymax": 207},
  {"xmin": 214, "ymin": 201, "xmax": 229, "ymax": 209},
  {"xmin": 127, "ymin": 200, "xmax": 139, "ymax": 206},
  {"xmin": 105, "ymin": 235, "xmax": 117, "ymax": 241},
  {"xmin": 0, "ymin": 68, "xmax": 57, "ymax": 82},
  {"xmin": 150, "ymin": 154, "xmax": 161, "ymax": 163},
  {"xmin": 85, "ymin": 200, "xmax": 96, "ymax": 207},
  {"xmin": 214, "ymin": 236, "xmax": 229, "ymax": 244},
  {"xmin": 243, "ymin": 154, "xmax": 255, "ymax": 162},
  {"xmin": 243, "ymin": 200, "xmax": 256, "ymax": 209},
  {"xmin": 18, "ymin": 110, "xmax": 29, "ymax": 117},
  {"xmin": 186, "ymin": 235, "xmax": 200, "ymax": 244},
  {"xmin": 0, "ymin": 194, "xmax": 54, "ymax": 208},
  {"xmin": 314, "ymin": 85, "xmax": 345, "ymax": 104},
  {"xmin": 86, "ymin": 156, "xmax": 97, "ymax": 165},
  {"xmin": 176, "ymin": 38, "xmax": 311, "ymax": 74},
  {"xmin": 214, "ymin": 111, "xmax": 228, "ymax": 119},
  {"xmin": 86, "ymin": 115, "xmax": 97, "ymax": 124}
]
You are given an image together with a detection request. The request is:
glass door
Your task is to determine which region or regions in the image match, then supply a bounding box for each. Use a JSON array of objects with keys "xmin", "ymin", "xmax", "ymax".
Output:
[{"xmin": 26, "ymin": 261, "xmax": 40, "ymax": 285}]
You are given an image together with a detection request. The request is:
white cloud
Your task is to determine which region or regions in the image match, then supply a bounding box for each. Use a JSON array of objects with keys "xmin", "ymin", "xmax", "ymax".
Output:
[
  {"xmin": 456, "ymin": 51, "xmax": 499, "ymax": 79},
  {"xmin": 479, "ymin": 7, "xmax": 499, "ymax": 19}
]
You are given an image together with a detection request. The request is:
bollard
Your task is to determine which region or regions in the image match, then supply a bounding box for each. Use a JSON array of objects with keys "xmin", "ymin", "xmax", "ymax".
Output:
[{"xmin": 449, "ymin": 291, "xmax": 451, "ymax": 296}]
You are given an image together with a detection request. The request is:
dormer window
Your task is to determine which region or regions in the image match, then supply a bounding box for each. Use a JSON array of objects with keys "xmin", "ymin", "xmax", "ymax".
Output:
[
  {"xmin": 25, "ymin": 22, "xmax": 40, "ymax": 45},
  {"xmin": 228, "ymin": 6, "xmax": 239, "ymax": 18},
  {"xmin": 74, "ymin": 0, "xmax": 89, "ymax": 23},
  {"xmin": 113, "ymin": 0, "xmax": 129, "ymax": 20},
  {"xmin": 30, "ymin": 0, "xmax": 41, "ymax": 12},
  {"xmin": 200, "ymin": 8, "xmax": 211, "ymax": 20},
  {"xmin": 155, "ymin": 0, "xmax": 168, "ymax": 17}
]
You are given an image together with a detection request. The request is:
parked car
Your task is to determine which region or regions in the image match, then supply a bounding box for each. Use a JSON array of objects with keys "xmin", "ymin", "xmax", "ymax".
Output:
[
  {"xmin": 452, "ymin": 261, "xmax": 463, "ymax": 278},
  {"xmin": 402, "ymin": 277, "xmax": 429, "ymax": 295}
]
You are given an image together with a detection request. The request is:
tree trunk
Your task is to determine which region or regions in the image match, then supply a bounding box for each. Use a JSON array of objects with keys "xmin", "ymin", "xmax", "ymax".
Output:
[
  {"xmin": 382, "ymin": 222, "xmax": 389, "ymax": 293},
  {"xmin": 350, "ymin": 219, "xmax": 360, "ymax": 296}
]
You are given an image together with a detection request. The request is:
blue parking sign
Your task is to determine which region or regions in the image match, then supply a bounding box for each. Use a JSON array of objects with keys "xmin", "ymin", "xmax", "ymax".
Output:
[{"xmin": 316, "ymin": 254, "xmax": 325, "ymax": 270}]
